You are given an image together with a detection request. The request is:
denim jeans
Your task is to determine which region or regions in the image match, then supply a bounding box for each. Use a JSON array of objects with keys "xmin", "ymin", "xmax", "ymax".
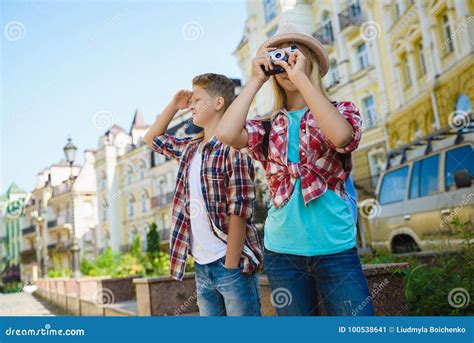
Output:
[
  {"xmin": 264, "ymin": 246, "xmax": 374, "ymax": 316},
  {"xmin": 194, "ymin": 256, "xmax": 261, "ymax": 316}
]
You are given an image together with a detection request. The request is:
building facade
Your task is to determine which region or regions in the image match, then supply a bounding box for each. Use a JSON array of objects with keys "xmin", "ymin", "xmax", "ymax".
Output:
[
  {"xmin": 0, "ymin": 183, "xmax": 27, "ymax": 289},
  {"xmin": 20, "ymin": 153, "xmax": 99, "ymax": 282}
]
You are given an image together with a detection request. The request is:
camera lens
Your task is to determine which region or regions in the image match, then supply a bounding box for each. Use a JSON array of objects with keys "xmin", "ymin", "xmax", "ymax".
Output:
[{"xmin": 270, "ymin": 49, "xmax": 286, "ymax": 61}]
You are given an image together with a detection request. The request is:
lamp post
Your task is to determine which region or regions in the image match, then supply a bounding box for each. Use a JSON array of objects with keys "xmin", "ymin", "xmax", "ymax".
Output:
[{"xmin": 63, "ymin": 137, "xmax": 81, "ymax": 278}]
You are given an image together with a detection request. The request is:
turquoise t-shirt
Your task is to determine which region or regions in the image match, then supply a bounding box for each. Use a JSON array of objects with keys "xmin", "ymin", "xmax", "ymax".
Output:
[{"xmin": 264, "ymin": 108, "xmax": 357, "ymax": 256}]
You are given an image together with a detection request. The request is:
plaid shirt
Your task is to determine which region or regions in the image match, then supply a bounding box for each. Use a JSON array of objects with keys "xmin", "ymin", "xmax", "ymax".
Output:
[
  {"xmin": 151, "ymin": 134, "xmax": 263, "ymax": 281},
  {"xmin": 241, "ymin": 101, "xmax": 362, "ymax": 208}
]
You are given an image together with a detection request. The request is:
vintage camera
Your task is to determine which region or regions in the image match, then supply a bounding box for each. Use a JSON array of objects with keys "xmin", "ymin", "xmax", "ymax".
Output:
[{"xmin": 262, "ymin": 45, "xmax": 298, "ymax": 76}]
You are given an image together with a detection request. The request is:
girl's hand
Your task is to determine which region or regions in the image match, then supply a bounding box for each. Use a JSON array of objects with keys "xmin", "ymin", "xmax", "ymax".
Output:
[
  {"xmin": 274, "ymin": 49, "xmax": 309, "ymax": 86},
  {"xmin": 171, "ymin": 90, "xmax": 193, "ymax": 110},
  {"xmin": 250, "ymin": 47, "xmax": 276, "ymax": 83}
]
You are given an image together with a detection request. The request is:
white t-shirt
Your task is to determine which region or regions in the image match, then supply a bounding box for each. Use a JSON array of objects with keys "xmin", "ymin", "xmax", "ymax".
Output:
[{"xmin": 188, "ymin": 149, "xmax": 227, "ymax": 264}]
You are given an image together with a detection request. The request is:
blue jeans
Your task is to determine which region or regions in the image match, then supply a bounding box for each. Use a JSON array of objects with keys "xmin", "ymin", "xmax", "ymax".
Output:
[
  {"xmin": 264, "ymin": 246, "xmax": 374, "ymax": 316},
  {"xmin": 194, "ymin": 256, "xmax": 261, "ymax": 316}
]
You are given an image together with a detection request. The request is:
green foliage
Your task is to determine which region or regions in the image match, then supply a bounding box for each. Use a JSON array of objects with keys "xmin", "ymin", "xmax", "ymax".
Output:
[
  {"xmin": 363, "ymin": 216, "xmax": 474, "ymax": 315},
  {"xmin": 130, "ymin": 235, "xmax": 143, "ymax": 260},
  {"xmin": 79, "ymin": 241, "xmax": 196, "ymax": 278},
  {"xmin": 146, "ymin": 222, "xmax": 161, "ymax": 257},
  {"xmin": 47, "ymin": 268, "xmax": 71, "ymax": 278}
]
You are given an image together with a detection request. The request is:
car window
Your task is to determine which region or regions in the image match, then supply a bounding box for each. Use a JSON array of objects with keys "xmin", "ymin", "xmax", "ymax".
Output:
[
  {"xmin": 409, "ymin": 154, "xmax": 440, "ymax": 198},
  {"xmin": 409, "ymin": 161, "xmax": 421, "ymax": 199},
  {"xmin": 379, "ymin": 166, "xmax": 409, "ymax": 205},
  {"xmin": 445, "ymin": 145, "xmax": 474, "ymax": 191}
]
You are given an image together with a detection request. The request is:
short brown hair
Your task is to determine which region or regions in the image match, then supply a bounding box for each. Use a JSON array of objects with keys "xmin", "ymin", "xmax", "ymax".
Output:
[{"xmin": 192, "ymin": 73, "xmax": 235, "ymax": 112}]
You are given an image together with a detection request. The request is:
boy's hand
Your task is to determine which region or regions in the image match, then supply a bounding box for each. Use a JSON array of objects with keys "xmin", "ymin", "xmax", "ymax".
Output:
[
  {"xmin": 250, "ymin": 47, "xmax": 276, "ymax": 83},
  {"xmin": 171, "ymin": 90, "xmax": 193, "ymax": 110}
]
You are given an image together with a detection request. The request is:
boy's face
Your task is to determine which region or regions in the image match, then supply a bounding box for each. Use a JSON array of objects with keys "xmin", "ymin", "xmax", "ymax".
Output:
[{"xmin": 190, "ymin": 85, "xmax": 223, "ymax": 127}]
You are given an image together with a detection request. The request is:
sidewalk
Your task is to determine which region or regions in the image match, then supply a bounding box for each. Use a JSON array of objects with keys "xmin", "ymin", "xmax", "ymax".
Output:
[{"xmin": 0, "ymin": 292, "xmax": 66, "ymax": 316}]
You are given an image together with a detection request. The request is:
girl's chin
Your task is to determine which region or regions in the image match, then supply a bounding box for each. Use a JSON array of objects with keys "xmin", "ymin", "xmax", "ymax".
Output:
[{"xmin": 281, "ymin": 84, "xmax": 297, "ymax": 92}]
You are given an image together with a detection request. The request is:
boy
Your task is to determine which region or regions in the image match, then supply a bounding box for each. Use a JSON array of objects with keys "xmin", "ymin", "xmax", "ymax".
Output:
[{"xmin": 144, "ymin": 73, "xmax": 263, "ymax": 316}]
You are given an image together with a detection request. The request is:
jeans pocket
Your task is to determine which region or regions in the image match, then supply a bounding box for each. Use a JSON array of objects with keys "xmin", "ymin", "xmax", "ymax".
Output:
[{"xmin": 218, "ymin": 257, "xmax": 240, "ymax": 271}]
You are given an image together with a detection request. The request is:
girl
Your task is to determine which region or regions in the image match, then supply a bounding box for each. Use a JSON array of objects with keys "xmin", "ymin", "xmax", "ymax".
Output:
[{"xmin": 216, "ymin": 25, "xmax": 374, "ymax": 316}]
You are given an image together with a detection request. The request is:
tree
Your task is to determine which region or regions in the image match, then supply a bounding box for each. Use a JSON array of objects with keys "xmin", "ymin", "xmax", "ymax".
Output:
[
  {"xmin": 130, "ymin": 235, "xmax": 143, "ymax": 260},
  {"xmin": 146, "ymin": 222, "xmax": 161, "ymax": 257}
]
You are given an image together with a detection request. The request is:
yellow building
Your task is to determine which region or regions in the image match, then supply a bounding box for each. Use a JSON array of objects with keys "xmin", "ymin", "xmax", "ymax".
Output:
[
  {"xmin": 234, "ymin": 0, "xmax": 473, "ymax": 196},
  {"xmin": 367, "ymin": 0, "xmax": 473, "ymax": 148}
]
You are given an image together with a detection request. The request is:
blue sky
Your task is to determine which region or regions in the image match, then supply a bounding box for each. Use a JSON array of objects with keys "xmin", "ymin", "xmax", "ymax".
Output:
[{"xmin": 1, "ymin": 0, "xmax": 248, "ymax": 193}]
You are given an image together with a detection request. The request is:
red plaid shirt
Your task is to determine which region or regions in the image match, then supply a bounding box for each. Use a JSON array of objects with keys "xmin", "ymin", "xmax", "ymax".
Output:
[
  {"xmin": 241, "ymin": 101, "xmax": 362, "ymax": 208},
  {"xmin": 151, "ymin": 134, "xmax": 263, "ymax": 281}
]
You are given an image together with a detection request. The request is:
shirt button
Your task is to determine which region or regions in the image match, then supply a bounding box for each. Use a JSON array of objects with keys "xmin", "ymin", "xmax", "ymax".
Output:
[
  {"xmin": 301, "ymin": 152, "xmax": 306, "ymax": 156},
  {"xmin": 302, "ymin": 129, "xmax": 306, "ymax": 133}
]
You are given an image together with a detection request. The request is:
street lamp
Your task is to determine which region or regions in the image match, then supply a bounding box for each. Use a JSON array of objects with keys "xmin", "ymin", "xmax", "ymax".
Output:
[{"xmin": 63, "ymin": 137, "xmax": 81, "ymax": 278}]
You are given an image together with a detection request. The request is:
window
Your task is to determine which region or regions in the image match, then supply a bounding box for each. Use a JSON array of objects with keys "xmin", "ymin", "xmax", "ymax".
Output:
[
  {"xmin": 142, "ymin": 225, "xmax": 149, "ymax": 251},
  {"xmin": 159, "ymin": 179, "xmax": 165, "ymax": 196},
  {"xmin": 263, "ymin": 0, "xmax": 277, "ymax": 23},
  {"xmin": 455, "ymin": 94, "xmax": 472, "ymax": 113},
  {"xmin": 394, "ymin": 3, "xmax": 401, "ymax": 19},
  {"xmin": 417, "ymin": 42, "xmax": 427, "ymax": 76},
  {"xmin": 329, "ymin": 59, "xmax": 339, "ymax": 86},
  {"xmin": 102, "ymin": 198, "xmax": 108, "ymax": 221},
  {"xmin": 128, "ymin": 195, "xmax": 135, "ymax": 217},
  {"xmin": 379, "ymin": 166, "xmax": 409, "ymax": 204},
  {"xmin": 100, "ymin": 171, "xmax": 107, "ymax": 191},
  {"xmin": 361, "ymin": 95, "xmax": 377, "ymax": 129},
  {"xmin": 126, "ymin": 165, "xmax": 133, "ymax": 185},
  {"xmin": 357, "ymin": 43, "xmax": 369, "ymax": 70},
  {"xmin": 442, "ymin": 14, "xmax": 454, "ymax": 53},
  {"xmin": 445, "ymin": 145, "xmax": 473, "ymax": 191},
  {"xmin": 150, "ymin": 151, "xmax": 155, "ymax": 168},
  {"xmin": 409, "ymin": 155, "xmax": 440, "ymax": 198},
  {"xmin": 141, "ymin": 191, "xmax": 149, "ymax": 213},
  {"xmin": 402, "ymin": 55, "xmax": 412, "ymax": 88},
  {"xmin": 321, "ymin": 12, "xmax": 334, "ymax": 44},
  {"xmin": 409, "ymin": 121, "xmax": 422, "ymax": 141},
  {"xmin": 368, "ymin": 148, "xmax": 386, "ymax": 187},
  {"xmin": 139, "ymin": 160, "xmax": 147, "ymax": 180}
]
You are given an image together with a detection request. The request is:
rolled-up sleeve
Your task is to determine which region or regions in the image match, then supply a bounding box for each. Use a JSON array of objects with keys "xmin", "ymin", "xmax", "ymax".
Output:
[
  {"xmin": 239, "ymin": 119, "xmax": 267, "ymax": 163},
  {"xmin": 226, "ymin": 148, "xmax": 256, "ymax": 219},
  {"xmin": 151, "ymin": 134, "xmax": 192, "ymax": 161},
  {"xmin": 326, "ymin": 101, "xmax": 362, "ymax": 153}
]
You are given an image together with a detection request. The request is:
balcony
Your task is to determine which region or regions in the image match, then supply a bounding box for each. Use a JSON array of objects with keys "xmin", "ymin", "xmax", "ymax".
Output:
[
  {"xmin": 48, "ymin": 241, "xmax": 70, "ymax": 252},
  {"xmin": 338, "ymin": 2, "xmax": 365, "ymax": 32},
  {"xmin": 22, "ymin": 225, "xmax": 35, "ymax": 236},
  {"xmin": 313, "ymin": 23, "xmax": 335, "ymax": 45},
  {"xmin": 47, "ymin": 219, "xmax": 58, "ymax": 228},
  {"xmin": 52, "ymin": 182, "xmax": 72, "ymax": 198},
  {"xmin": 20, "ymin": 249, "xmax": 36, "ymax": 264},
  {"xmin": 47, "ymin": 216, "xmax": 71, "ymax": 231},
  {"xmin": 150, "ymin": 193, "xmax": 174, "ymax": 209}
]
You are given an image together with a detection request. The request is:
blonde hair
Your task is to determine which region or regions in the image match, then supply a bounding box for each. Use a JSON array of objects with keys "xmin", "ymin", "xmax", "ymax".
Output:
[{"xmin": 259, "ymin": 42, "xmax": 331, "ymax": 122}]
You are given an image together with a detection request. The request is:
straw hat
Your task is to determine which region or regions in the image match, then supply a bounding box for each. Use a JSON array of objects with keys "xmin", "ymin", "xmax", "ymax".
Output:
[{"xmin": 260, "ymin": 23, "xmax": 329, "ymax": 77}]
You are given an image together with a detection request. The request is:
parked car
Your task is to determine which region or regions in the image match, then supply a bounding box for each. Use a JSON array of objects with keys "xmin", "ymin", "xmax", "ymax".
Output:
[{"xmin": 366, "ymin": 124, "xmax": 473, "ymax": 254}]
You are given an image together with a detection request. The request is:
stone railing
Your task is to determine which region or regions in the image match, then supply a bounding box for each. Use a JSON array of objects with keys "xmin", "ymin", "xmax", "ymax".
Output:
[
  {"xmin": 34, "ymin": 262, "xmax": 409, "ymax": 316},
  {"xmin": 35, "ymin": 276, "xmax": 139, "ymax": 316}
]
